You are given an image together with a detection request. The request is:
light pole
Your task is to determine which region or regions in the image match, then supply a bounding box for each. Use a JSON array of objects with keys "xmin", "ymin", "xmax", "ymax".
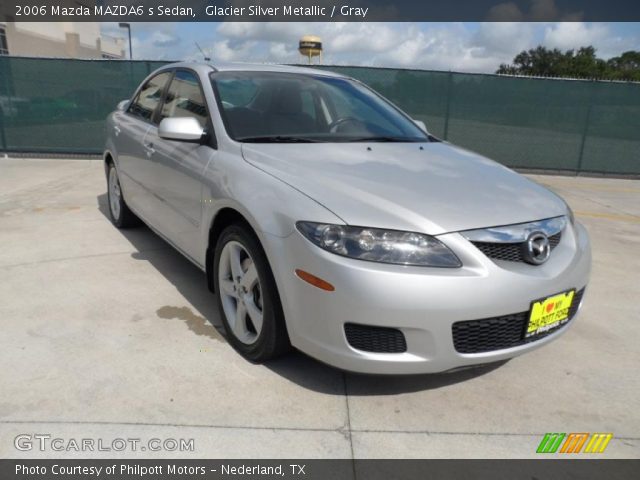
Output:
[{"xmin": 118, "ymin": 23, "xmax": 132, "ymax": 59}]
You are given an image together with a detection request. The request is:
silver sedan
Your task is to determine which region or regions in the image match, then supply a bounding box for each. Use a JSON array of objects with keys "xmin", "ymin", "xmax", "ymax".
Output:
[{"xmin": 104, "ymin": 62, "xmax": 591, "ymax": 374}]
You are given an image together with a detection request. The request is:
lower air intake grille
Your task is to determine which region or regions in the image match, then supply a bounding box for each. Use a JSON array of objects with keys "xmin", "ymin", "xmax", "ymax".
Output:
[
  {"xmin": 472, "ymin": 232, "xmax": 562, "ymax": 263},
  {"xmin": 344, "ymin": 323, "xmax": 407, "ymax": 353},
  {"xmin": 452, "ymin": 288, "xmax": 585, "ymax": 354}
]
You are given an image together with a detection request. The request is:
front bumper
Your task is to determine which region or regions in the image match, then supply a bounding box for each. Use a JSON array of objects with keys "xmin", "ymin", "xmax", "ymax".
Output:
[{"xmin": 263, "ymin": 221, "xmax": 591, "ymax": 374}]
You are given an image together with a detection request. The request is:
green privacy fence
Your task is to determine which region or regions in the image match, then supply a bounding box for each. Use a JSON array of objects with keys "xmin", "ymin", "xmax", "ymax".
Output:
[
  {"xmin": 319, "ymin": 66, "xmax": 640, "ymax": 175},
  {"xmin": 1, "ymin": 57, "xmax": 639, "ymax": 174},
  {"xmin": 0, "ymin": 57, "xmax": 169, "ymax": 154}
]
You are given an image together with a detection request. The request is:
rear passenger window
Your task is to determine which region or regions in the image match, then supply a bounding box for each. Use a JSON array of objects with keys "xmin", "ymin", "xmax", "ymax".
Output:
[
  {"xmin": 128, "ymin": 72, "xmax": 171, "ymax": 122},
  {"xmin": 160, "ymin": 70, "xmax": 207, "ymax": 128}
]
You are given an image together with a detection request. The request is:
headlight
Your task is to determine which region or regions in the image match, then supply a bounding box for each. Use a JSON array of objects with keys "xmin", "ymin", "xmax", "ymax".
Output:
[{"xmin": 296, "ymin": 222, "xmax": 462, "ymax": 268}]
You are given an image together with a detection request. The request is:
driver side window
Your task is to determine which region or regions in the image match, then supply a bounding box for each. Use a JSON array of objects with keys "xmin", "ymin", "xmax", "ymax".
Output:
[
  {"xmin": 160, "ymin": 70, "xmax": 208, "ymax": 128},
  {"xmin": 128, "ymin": 72, "xmax": 171, "ymax": 123}
]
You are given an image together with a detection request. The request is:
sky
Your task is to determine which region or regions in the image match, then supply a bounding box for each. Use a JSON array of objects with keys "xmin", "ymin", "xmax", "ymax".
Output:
[{"xmin": 101, "ymin": 22, "xmax": 640, "ymax": 73}]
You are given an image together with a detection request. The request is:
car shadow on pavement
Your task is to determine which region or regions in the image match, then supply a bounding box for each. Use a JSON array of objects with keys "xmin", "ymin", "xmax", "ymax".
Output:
[
  {"xmin": 97, "ymin": 193, "xmax": 508, "ymax": 396},
  {"xmin": 266, "ymin": 352, "xmax": 508, "ymax": 396}
]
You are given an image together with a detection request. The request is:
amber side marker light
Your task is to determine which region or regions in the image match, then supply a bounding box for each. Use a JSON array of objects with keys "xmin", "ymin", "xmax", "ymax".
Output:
[{"xmin": 295, "ymin": 269, "xmax": 335, "ymax": 292}]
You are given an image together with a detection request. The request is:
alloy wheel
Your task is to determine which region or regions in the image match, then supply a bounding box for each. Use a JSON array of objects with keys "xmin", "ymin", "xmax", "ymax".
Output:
[{"xmin": 217, "ymin": 240, "xmax": 264, "ymax": 345}]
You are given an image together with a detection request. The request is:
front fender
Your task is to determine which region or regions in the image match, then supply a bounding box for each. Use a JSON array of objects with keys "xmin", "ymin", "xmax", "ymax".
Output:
[
  {"xmin": 201, "ymin": 150, "xmax": 342, "ymax": 243},
  {"xmin": 199, "ymin": 150, "xmax": 342, "ymax": 296}
]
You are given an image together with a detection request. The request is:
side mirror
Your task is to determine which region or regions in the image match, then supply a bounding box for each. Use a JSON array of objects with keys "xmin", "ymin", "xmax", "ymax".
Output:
[
  {"xmin": 158, "ymin": 117, "xmax": 205, "ymax": 142},
  {"xmin": 413, "ymin": 119, "xmax": 428, "ymax": 133},
  {"xmin": 117, "ymin": 99, "xmax": 129, "ymax": 111}
]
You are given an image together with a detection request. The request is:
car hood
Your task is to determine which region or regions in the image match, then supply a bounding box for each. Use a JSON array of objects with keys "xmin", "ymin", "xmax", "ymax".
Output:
[{"xmin": 241, "ymin": 142, "xmax": 566, "ymax": 235}]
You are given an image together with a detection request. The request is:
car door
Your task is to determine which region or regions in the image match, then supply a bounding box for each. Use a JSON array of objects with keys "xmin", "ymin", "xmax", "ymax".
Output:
[
  {"xmin": 145, "ymin": 69, "xmax": 216, "ymax": 263},
  {"xmin": 116, "ymin": 71, "xmax": 172, "ymax": 218}
]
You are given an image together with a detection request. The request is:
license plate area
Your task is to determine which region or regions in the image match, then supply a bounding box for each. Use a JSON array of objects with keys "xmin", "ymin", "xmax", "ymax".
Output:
[{"xmin": 526, "ymin": 290, "xmax": 575, "ymax": 338}]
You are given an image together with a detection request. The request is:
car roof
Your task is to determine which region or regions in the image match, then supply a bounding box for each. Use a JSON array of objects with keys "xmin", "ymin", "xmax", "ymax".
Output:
[{"xmin": 162, "ymin": 61, "xmax": 348, "ymax": 79}]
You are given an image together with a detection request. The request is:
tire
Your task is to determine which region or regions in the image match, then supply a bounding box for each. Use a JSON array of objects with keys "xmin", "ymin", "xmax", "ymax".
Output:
[
  {"xmin": 106, "ymin": 162, "xmax": 140, "ymax": 228},
  {"xmin": 214, "ymin": 223, "xmax": 290, "ymax": 362}
]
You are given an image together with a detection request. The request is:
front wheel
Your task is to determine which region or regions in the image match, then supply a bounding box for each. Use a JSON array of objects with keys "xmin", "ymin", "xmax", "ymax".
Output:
[{"xmin": 214, "ymin": 223, "xmax": 290, "ymax": 362}]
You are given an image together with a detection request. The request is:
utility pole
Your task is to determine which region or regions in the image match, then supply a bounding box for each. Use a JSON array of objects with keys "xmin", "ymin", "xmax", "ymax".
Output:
[{"xmin": 118, "ymin": 23, "xmax": 133, "ymax": 59}]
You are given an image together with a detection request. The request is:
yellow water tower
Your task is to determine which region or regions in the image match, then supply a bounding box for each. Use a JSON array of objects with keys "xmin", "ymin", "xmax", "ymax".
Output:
[{"xmin": 299, "ymin": 35, "xmax": 322, "ymax": 64}]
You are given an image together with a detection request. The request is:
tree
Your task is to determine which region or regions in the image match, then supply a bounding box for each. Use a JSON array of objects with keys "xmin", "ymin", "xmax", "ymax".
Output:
[
  {"xmin": 497, "ymin": 46, "xmax": 640, "ymax": 81},
  {"xmin": 606, "ymin": 51, "xmax": 640, "ymax": 81}
]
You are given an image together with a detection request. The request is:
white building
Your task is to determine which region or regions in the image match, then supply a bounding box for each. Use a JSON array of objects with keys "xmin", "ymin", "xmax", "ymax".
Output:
[{"xmin": 0, "ymin": 22, "xmax": 125, "ymax": 59}]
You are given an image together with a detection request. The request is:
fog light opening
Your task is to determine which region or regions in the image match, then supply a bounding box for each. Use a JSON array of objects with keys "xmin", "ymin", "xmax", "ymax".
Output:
[{"xmin": 295, "ymin": 269, "xmax": 335, "ymax": 292}]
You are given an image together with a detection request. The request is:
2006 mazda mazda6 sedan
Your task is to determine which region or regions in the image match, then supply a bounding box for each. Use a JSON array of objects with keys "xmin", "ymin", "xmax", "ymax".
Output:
[{"xmin": 104, "ymin": 62, "xmax": 591, "ymax": 374}]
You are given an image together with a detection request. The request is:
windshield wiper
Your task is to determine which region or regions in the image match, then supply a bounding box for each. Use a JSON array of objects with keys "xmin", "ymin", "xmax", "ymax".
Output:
[
  {"xmin": 238, "ymin": 135, "xmax": 321, "ymax": 143},
  {"xmin": 345, "ymin": 136, "xmax": 422, "ymax": 143}
]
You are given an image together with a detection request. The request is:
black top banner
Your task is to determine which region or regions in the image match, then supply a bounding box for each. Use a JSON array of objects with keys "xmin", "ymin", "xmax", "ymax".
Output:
[{"xmin": 2, "ymin": 0, "xmax": 640, "ymax": 22}]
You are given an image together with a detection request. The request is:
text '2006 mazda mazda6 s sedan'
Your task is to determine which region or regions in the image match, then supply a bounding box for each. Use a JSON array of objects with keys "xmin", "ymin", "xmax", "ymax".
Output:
[{"xmin": 104, "ymin": 62, "xmax": 591, "ymax": 374}]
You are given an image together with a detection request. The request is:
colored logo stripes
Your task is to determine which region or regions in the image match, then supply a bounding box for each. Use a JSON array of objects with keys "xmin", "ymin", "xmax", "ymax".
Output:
[{"xmin": 537, "ymin": 433, "xmax": 613, "ymax": 454}]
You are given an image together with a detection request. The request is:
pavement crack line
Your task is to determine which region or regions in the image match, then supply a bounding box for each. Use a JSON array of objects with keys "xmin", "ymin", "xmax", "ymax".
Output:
[
  {"xmin": 0, "ymin": 420, "xmax": 336, "ymax": 435},
  {"xmin": 0, "ymin": 163, "xmax": 97, "ymax": 204},
  {"xmin": 1, "ymin": 420, "xmax": 638, "ymax": 441},
  {"xmin": 0, "ymin": 247, "xmax": 172, "ymax": 270},
  {"xmin": 342, "ymin": 372, "xmax": 357, "ymax": 479},
  {"xmin": 350, "ymin": 429, "xmax": 640, "ymax": 440}
]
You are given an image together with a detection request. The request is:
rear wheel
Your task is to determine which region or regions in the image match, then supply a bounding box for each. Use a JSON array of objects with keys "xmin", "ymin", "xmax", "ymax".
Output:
[
  {"xmin": 107, "ymin": 162, "xmax": 139, "ymax": 228},
  {"xmin": 214, "ymin": 223, "xmax": 290, "ymax": 362}
]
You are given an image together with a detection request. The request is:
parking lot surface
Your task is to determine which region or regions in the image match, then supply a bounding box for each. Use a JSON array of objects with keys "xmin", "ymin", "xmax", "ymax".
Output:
[{"xmin": 0, "ymin": 158, "xmax": 638, "ymax": 458}]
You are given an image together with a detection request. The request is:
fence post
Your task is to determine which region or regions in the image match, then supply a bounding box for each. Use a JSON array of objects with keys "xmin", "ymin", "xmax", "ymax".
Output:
[
  {"xmin": 128, "ymin": 60, "xmax": 136, "ymax": 91},
  {"xmin": 576, "ymin": 80, "xmax": 596, "ymax": 174},
  {"xmin": 0, "ymin": 57, "xmax": 10, "ymax": 152},
  {"xmin": 443, "ymin": 71, "xmax": 453, "ymax": 140}
]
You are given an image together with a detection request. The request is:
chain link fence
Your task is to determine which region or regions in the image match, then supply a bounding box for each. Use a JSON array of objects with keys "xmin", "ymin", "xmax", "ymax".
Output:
[{"xmin": 1, "ymin": 57, "xmax": 639, "ymax": 174}]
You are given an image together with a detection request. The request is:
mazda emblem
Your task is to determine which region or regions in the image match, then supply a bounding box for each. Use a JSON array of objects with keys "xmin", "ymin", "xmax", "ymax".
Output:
[{"xmin": 523, "ymin": 231, "xmax": 551, "ymax": 265}]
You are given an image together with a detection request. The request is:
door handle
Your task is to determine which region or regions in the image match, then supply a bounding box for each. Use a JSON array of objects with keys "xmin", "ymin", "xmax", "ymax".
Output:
[
  {"xmin": 143, "ymin": 142, "xmax": 155, "ymax": 156},
  {"xmin": 113, "ymin": 125, "xmax": 121, "ymax": 136}
]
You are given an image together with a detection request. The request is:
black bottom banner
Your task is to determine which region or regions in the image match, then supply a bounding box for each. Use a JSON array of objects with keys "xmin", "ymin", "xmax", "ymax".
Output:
[{"xmin": 1, "ymin": 459, "xmax": 638, "ymax": 480}]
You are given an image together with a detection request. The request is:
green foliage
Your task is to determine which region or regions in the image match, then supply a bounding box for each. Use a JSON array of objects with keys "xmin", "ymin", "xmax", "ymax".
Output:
[{"xmin": 497, "ymin": 46, "xmax": 640, "ymax": 81}]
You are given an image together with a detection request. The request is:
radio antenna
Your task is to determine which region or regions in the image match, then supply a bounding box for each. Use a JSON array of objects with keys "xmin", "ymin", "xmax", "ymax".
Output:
[{"xmin": 195, "ymin": 42, "xmax": 211, "ymax": 61}]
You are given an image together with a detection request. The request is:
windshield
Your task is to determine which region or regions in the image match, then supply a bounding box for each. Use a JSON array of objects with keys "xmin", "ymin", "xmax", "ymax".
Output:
[{"xmin": 210, "ymin": 71, "xmax": 429, "ymax": 143}]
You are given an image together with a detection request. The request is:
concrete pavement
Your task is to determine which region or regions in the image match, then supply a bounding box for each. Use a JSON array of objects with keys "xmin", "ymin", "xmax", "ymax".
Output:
[{"xmin": 0, "ymin": 158, "xmax": 638, "ymax": 458}]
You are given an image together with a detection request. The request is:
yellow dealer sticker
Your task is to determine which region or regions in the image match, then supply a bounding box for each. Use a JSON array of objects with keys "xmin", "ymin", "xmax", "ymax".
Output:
[{"xmin": 527, "ymin": 290, "xmax": 575, "ymax": 337}]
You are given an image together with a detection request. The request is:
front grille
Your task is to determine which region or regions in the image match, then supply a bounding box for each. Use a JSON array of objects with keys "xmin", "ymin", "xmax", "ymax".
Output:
[
  {"xmin": 452, "ymin": 288, "xmax": 585, "ymax": 354},
  {"xmin": 472, "ymin": 232, "xmax": 561, "ymax": 263},
  {"xmin": 344, "ymin": 323, "xmax": 407, "ymax": 353}
]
